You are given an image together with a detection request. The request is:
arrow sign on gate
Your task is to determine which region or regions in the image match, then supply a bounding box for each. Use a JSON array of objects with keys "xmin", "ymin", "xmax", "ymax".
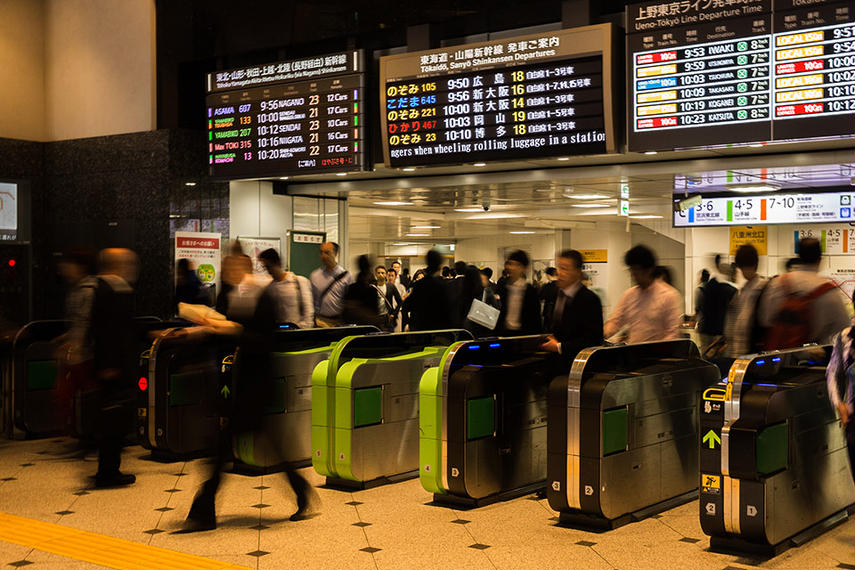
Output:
[
  {"xmin": 703, "ymin": 429, "xmax": 721, "ymax": 449},
  {"xmin": 220, "ymin": 385, "xmax": 231, "ymax": 399}
]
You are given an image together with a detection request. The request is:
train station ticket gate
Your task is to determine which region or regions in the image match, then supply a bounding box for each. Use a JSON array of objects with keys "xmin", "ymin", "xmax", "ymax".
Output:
[
  {"xmin": 547, "ymin": 340, "xmax": 720, "ymax": 529},
  {"xmin": 230, "ymin": 325, "xmax": 378, "ymax": 473},
  {"xmin": 137, "ymin": 327, "xmax": 234, "ymax": 460},
  {"xmin": 421, "ymin": 335, "xmax": 560, "ymax": 507},
  {"xmin": 701, "ymin": 347, "xmax": 855, "ymax": 556},
  {"xmin": 9, "ymin": 320, "xmax": 68, "ymax": 438},
  {"xmin": 312, "ymin": 329, "xmax": 471, "ymax": 489}
]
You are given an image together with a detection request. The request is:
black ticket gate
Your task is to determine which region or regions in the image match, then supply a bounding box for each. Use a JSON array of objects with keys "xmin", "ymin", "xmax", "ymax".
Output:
[
  {"xmin": 137, "ymin": 328, "xmax": 234, "ymax": 460},
  {"xmin": 702, "ymin": 347, "xmax": 855, "ymax": 556},
  {"xmin": 9, "ymin": 320, "xmax": 68, "ymax": 438},
  {"xmin": 421, "ymin": 335, "xmax": 560, "ymax": 507},
  {"xmin": 229, "ymin": 325, "xmax": 378, "ymax": 473},
  {"xmin": 547, "ymin": 340, "xmax": 721, "ymax": 529}
]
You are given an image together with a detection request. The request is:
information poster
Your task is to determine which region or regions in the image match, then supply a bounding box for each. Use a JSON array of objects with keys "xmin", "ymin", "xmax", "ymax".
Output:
[
  {"xmin": 628, "ymin": 0, "xmax": 854, "ymax": 151},
  {"xmin": 580, "ymin": 249, "xmax": 609, "ymax": 308},
  {"xmin": 237, "ymin": 236, "xmax": 282, "ymax": 275},
  {"xmin": 175, "ymin": 232, "xmax": 222, "ymax": 290},
  {"xmin": 0, "ymin": 182, "xmax": 17, "ymax": 240},
  {"xmin": 206, "ymin": 51, "xmax": 366, "ymax": 178},
  {"xmin": 675, "ymin": 190, "xmax": 855, "ymax": 227},
  {"xmin": 380, "ymin": 24, "xmax": 617, "ymax": 167}
]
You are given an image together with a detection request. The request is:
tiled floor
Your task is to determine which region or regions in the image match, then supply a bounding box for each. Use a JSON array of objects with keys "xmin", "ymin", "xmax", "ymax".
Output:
[{"xmin": 0, "ymin": 437, "xmax": 852, "ymax": 570}]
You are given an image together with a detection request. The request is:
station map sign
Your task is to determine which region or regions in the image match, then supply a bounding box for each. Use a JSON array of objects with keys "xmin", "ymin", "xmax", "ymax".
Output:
[
  {"xmin": 206, "ymin": 51, "xmax": 366, "ymax": 178},
  {"xmin": 674, "ymin": 189, "xmax": 855, "ymax": 227},
  {"xmin": 379, "ymin": 24, "xmax": 618, "ymax": 167},
  {"xmin": 628, "ymin": 0, "xmax": 855, "ymax": 151}
]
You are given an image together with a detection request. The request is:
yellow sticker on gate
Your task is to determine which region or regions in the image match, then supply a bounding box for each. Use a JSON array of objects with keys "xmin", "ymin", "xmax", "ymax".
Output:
[{"xmin": 702, "ymin": 474, "xmax": 720, "ymax": 490}]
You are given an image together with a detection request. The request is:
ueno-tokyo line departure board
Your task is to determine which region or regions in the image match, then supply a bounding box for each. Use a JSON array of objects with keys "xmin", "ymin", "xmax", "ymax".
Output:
[
  {"xmin": 380, "ymin": 24, "xmax": 617, "ymax": 167},
  {"xmin": 628, "ymin": 0, "xmax": 854, "ymax": 151},
  {"xmin": 206, "ymin": 51, "xmax": 366, "ymax": 178}
]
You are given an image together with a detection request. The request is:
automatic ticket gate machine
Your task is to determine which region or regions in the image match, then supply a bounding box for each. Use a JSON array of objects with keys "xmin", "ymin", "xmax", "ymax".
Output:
[
  {"xmin": 137, "ymin": 327, "xmax": 234, "ymax": 460},
  {"xmin": 701, "ymin": 347, "xmax": 855, "ymax": 555},
  {"xmin": 420, "ymin": 335, "xmax": 560, "ymax": 507},
  {"xmin": 230, "ymin": 325, "xmax": 378, "ymax": 472},
  {"xmin": 547, "ymin": 340, "xmax": 721, "ymax": 529},
  {"xmin": 9, "ymin": 320, "xmax": 68, "ymax": 438},
  {"xmin": 312, "ymin": 329, "xmax": 472, "ymax": 489}
]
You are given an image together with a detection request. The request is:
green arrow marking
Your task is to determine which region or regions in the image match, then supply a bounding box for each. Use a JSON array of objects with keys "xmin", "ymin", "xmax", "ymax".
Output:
[
  {"xmin": 220, "ymin": 385, "xmax": 231, "ymax": 399},
  {"xmin": 703, "ymin": 429, "xmax": 721, "ymax": 449}
]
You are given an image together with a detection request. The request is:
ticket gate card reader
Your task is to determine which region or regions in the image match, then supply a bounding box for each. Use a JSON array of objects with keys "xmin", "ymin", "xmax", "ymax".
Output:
[
  {"xmin": 230, "ymin": 326, "xmax": 378, "ymax": 473},
  {"xmin": 312, "ymin": 330, "xmax": 472, "ymax": 489},
  {"xmin": 547, "ymin": 340, "xmax": 720, "ymax": 529},
  {"xmin": 138, "ymin": 328, "xmax": 235, "ymax": 460},
  {"xmin": 421, "ymin": 335, "xmax": 560, "ymax": 507},
  {"xmin": 703, "ymin": 347, "xmax": 854, "ymax": 556}
]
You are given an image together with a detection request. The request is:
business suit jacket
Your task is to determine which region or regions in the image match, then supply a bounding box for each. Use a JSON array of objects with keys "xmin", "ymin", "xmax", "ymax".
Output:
[
  {"xmin": 497, "ymin": 280, "xmax": 542, "ymax": 336},
  {"xmin": 551, "ymin": 284, "xmax": 604, "ymax": 366}
]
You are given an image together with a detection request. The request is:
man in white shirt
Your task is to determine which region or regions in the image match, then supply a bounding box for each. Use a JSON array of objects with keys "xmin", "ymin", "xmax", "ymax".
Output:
[
  {"xmin": 310, "ymin": 242, "xmax": 353, "ymax": 327},
  {"xmin": 259, "ymin": 249, "xmax": 314, "ymax": 329},
  {"xmin": 604, "ymin": 245, "xmax": 683, "ymax": 344}
]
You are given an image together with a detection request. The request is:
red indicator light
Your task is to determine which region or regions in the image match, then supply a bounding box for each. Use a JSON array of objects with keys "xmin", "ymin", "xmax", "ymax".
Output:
[
  {"xmin": 138, "ymin": 377, "xmax": 148, "ymax": 391},
  {"xmin": 7, "ymin": 259, "xmax": 15, "ymax": 267}
]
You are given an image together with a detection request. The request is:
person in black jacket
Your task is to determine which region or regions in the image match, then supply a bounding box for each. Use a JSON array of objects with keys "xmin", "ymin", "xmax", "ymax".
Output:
[
  {"xmin": 540, "ymin": 249, "xmax": 604, "ymax": 366},
  {"xmin": 496, "ymin": 250, "xmax": 541, "ymax": 336},
  {"xmin": 405, "ymin": 250, "xmax": 453, "ymax": 331}
]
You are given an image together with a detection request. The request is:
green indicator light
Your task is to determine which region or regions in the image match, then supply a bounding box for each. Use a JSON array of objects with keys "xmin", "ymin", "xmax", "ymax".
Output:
[
  {"xmin": 727, "ymin": 200, "xmax": 733, "ymax": 221},
  {"xmin": 737, "ymin": 55, "xmax": 747, "ymax": 65},
  {"xmin": 354, "ymin": 116, "xmax": 358, "ymax": 126},
  {"xmin": 738, "ymin": 69, "xmax": 748, "ymax": 79},
  {"xmin": 208, "ymin": 132, "xmax": 212, "ymax": 141},
  {"xmin": 737, "ymin": 83, "xmax": 748, "ymax": 92},
  {"xmin": 737, "ymin": 41, "xmax": 748, "ymax": 51},
  {"xmin": 737, "ymin": 96, "xmax": 747, "ymax": 106},
  {"xmin": 354, "ymin": 102, "xmax": 358, "ymax": 113},
  {"xmin": 354, "ymin": 142, "xmax": 359, "ymax": 151},
  {"xmin": 737, "ymin": 110, "xmax": 748, "ymax": 120}
]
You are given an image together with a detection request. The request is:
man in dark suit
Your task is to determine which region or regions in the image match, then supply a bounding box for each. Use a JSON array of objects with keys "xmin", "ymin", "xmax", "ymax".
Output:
[
  {"xmin": 540, "ymin": 249, "xmax": 604, "ymax": 366},
  {"xmin": 406, "ymin": 249, "xmax": 453, "ymax": 331},
  {"xmin": 496, "ymin": 250, "xmax": 541, "ymax": 336}
]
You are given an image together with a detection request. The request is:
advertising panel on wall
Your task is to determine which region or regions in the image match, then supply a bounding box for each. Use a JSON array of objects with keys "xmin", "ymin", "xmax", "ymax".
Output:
[{"xmin": 174, "ymin": 231, "xmax": 222, "ymax": 294}]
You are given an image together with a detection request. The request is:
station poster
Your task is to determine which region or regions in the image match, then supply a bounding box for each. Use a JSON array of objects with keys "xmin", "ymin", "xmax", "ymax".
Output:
[
  {"xmin": 175, "ymin": 231, "xmax": 222, "ymax": 290},
  {"xmin": 729, "ymin": 226, "xmax": 768, "ymax": 255},
  {"xmin": 237, "ymin": 236, "xmax": 282, "ymax": 275}
]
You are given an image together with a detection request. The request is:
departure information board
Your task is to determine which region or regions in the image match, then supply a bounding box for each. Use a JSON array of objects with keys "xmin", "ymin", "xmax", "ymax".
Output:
[
  {"xmin": 379, "ymin": 25, "xmax": 617, "ymax": 167},
  {"xmin": 674, "ymin": 189, "xmax": 855, "ymax": 227},
  {"xmin": 628, "ymin": 0, "xmax": 854, "ymax": 151},
  {"xmin": 206, "ymin": 51, "xmax": 366, "ymax": 178}
]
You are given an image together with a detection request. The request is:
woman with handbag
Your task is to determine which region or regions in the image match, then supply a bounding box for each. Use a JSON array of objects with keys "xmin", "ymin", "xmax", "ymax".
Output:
[{"xmin": 461, "ymin": 265, "xmax": 500, "ymax": 338}]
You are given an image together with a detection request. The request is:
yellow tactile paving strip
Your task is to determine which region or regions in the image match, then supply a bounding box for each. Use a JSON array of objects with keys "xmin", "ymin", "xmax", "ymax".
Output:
[{"xmin": 0, "ymin": 512, "xmax": 253, "ymax": 570}]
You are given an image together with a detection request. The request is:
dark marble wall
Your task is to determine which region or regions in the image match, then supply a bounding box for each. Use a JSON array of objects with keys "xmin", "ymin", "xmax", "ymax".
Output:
[{"xmin": 0, "ymin": 129, "xmax": 228, "ymax": 320}]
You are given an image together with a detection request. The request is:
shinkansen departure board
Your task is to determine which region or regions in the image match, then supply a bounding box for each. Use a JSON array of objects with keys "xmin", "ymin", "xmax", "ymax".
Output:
[
  {"xmin": 380, "ymin": 25, "xmax": 617, "ymax": 167},
  {"xmin": 628, "ymin": 0, "xmax": 854, "ymax": 151},
  {"xmin": 206, "ymin": 51, "xmax": 366, "ymax": 178}
]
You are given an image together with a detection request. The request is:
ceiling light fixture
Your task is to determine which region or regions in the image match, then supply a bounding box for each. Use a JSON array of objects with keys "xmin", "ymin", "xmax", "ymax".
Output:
[
  {"xmin": 454, "ymin": 207, "xmax": 484, "ymax": 212},
  {"xmin": 402, "ymin": 167, "xmax": 416, "ymax": 172},
  {"xmin": 405, "ymin": 233, "xmax": 429, "ymax": 237},
  {"xmin": 374, "ymin": 201, "xmax": 414, "ymax": 206},
  {"xmin": 510, "ymin": 231, "xmax": 535, "ymax": 234},
  {"xmin": 644, "ymin": 151, "xmax": 658, "ymax": 155},
  {"xmin": 748, "ymin": 143, "xmax": 764, "ymax": 148},
  {"xmin": 412, "ymin": 225, "xmax": 440, "ymax": 229},
  {"xmin": 184, "ymin": 182, "xmax": 197, "ymax": 186},
  {"xmin": 727, "ymin": 183, "xmax": 781, "ymax": 193},
  {"xmin": 556, "ymin": 157, "xmax": 570, "ymax": 161},
  {"xmin": 473, "ymin": 162, "xmax": 487, "ymax": 167},
  {"xmin": 391, "ymin": 242, "xmax": 411, "ymax": 246},
  {"xmin": 572, "ymin": 203, "xmax": 612, "ymax": 208},
  {"xmin": 629, "ymin": 215, "xmax": 664, "ymax": 219},
  {"xmin": 565, "ymin": 193, "xmax": 609, "ymax": 200},
  {"xmin": 279, "ymin": 176, "xmax": 289, "ymax": 180},
  {"xmin": 576, "ymin": 210, "xmax": 617, "ymax": 216},
  {"xmin": 335, "ymin": 172, "xmax": 347, "ymax": 176}
]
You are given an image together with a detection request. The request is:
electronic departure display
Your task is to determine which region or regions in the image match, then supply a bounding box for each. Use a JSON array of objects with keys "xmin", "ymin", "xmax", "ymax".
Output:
[
  {"xmin": 674, "ymin": 189, "xmax": 855, "ymax": 227},
  {"xmin": 628, "ymin": 0, "xmax": 854, "ymax": 151},
  {"xmin": 379, "ymin": 25, "xmax": 617, "ymax": 167},
  {"xmin": 206, "ymin": 51, "xmax": 366, "ymax": 178}
]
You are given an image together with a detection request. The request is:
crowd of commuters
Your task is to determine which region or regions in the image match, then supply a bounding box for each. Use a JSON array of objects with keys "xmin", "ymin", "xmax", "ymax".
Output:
[{"xmin": 41, "ymin": 235, "xmax": 854, "ymax": 532}]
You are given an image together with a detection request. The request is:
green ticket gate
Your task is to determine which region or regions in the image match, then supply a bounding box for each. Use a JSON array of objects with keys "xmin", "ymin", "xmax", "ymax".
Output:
[
  {"xmin": 10, "ymin": 320, "xmax": 67, "ymax": 438},
  {"xmin": 312, "ymin": 329, "xmax": 471, "ymax": 489},
  {"xmin": 702, "ymin": 347, "xmax": 855, "ymax": 556},
  {"xmin": 230, "ymin": 325, "xmax": 378, "ymax": 472},
  {"xmin": 547, "ymin": 340, "xmax": 720, "ymax": 529},
  {"xmin": 421, "ymin": 335, "xmax": 560, "ymax": 507}
]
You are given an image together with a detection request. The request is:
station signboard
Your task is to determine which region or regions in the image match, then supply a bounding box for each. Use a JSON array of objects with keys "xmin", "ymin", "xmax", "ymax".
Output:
[
  {"xmin": 628, "ymin": 0, "xmax": 854, "ymax": 151},
  {"xmin": 206, "ymin": 51, "xmax": 366, "ymax": 178},
  {"xmin": 379, "ymin": 24, "xmax": 618, "ymax": 167}
]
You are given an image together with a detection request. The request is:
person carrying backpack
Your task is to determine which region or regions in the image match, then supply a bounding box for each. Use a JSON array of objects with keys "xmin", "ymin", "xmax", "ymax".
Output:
[
  {"xmin": 696, "ymin": 256, "xmax": 737, "ymax": 353},
  {"xmin": 827, "ymin": 324, "xmax": 855, "ymax": 482},
  {"xmin": 760, "ymin": 237, "xmax": 850, "ymax": 350}
]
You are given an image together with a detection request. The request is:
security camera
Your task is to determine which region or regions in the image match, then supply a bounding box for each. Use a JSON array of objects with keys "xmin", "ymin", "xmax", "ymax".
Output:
[{"xmin": 482, "ymin": 202, "xmax": 491, "ymax": 211}]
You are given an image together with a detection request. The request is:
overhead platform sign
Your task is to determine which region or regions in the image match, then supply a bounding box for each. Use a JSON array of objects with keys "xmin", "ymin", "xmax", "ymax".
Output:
[
  {"xmin": 380, "ymin": 24, "xmax": 618, "ymax": 167},
  {"xmin": 628, "ymin": 0, "xmax": 855, "ymax": 151},
  {"xmin": 675, "ymin": 189, "xmax": 855, "ymax": 227},
  {"xmin": 206, "ymin": 51, "xmax": 366, "ymax": 178}
]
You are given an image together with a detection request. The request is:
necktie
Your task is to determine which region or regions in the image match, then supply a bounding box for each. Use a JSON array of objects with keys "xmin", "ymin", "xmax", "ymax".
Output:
[{"xmin": 554, "ymin": 290, "xmax": 567, "ymax": 322}]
